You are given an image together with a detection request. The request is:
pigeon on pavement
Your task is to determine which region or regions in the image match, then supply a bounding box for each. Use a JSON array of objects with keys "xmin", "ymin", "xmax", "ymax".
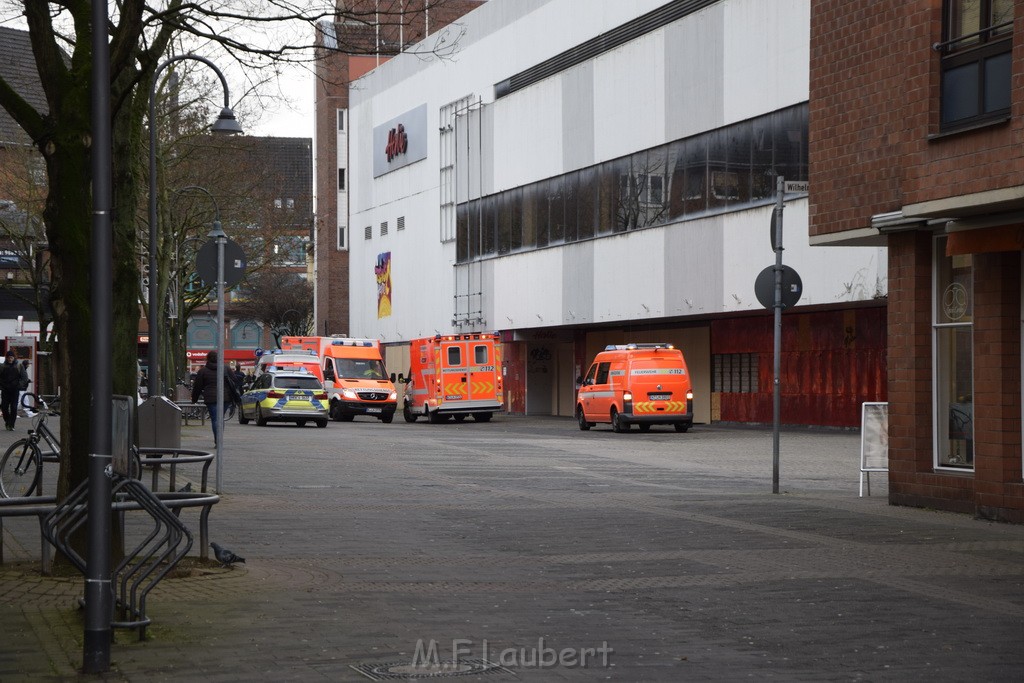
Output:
[
  {"xmin": 178, "ymin": 482, "xmax": 193, "ymax": 493},
  {"xmin": 211, "ymin": 542, "xmax": 245, "ymax": 567}
]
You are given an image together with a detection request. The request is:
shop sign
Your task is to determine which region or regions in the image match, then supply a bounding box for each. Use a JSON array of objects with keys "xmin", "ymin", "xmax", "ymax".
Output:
[{"xmin": 373, "ymin": 104, "xmax": 427, "ymax": 177}]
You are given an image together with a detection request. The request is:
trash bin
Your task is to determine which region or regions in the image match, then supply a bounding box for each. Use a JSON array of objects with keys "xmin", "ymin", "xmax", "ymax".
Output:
[{"xmin": 138, "ymin": 395, "xmax": 182, "ymax": 448}]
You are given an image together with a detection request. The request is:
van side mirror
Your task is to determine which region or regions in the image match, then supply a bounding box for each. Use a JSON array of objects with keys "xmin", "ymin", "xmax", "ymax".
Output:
[
  {"xmin": 389, "ymin": 372, "xmax": 396, "ymax": 383},
  {"xmin": 398, "ymin": 373, "xmax": 405, "ymax": 383},
  {"xmin": 576, "ymin": 376, "xmax": 583, "ymax": 385}
]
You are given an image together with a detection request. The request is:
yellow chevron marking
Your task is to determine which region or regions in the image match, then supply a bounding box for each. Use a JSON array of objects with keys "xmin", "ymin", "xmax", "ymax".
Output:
[
  {"xmin": 633, "ymin": 401, "xmax": 687, "ymax": 414},
  {"xmin": 472, "ymin": 380, "xmax": 494, "ymax": 394},
  {"xmin": 444, "ymin": 382, "xmax": 466, "ymax": 396}
]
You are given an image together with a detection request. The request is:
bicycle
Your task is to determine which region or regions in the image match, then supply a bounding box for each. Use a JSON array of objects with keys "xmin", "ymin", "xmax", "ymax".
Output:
[{"xmin": 0, "ymin": 394, "xmax": 60, "ymax": 498}]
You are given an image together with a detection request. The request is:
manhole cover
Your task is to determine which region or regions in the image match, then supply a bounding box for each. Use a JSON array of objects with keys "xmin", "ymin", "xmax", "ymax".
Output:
[{"xmin": 350, "ymin": 658, "xmax": 513, "ymax": 680}]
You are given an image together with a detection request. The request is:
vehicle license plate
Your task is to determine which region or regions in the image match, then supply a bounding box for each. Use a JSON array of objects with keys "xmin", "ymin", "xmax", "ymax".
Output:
[
  {"xmin": 649, "ymin": 393, "xmax": 671, "ymax": 401},
  {"xmin": 366, "ymin": 407, "xmax": 382, "ymax": 413}
]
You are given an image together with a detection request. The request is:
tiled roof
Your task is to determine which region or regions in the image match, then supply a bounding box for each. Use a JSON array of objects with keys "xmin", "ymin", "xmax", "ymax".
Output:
[{"xmin": 0, "ymin": 26, "xmax": 48, "ymax": 147}]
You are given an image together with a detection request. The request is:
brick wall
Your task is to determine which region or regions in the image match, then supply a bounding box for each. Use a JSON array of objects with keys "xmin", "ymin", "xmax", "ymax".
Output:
[
  {"xmin": 810, "ymin": 2, "xmax": 1024, "ymax": 235},
  {"xmin": 812, "ymin": 2, "xmax": 1024, "ymax": 521}
]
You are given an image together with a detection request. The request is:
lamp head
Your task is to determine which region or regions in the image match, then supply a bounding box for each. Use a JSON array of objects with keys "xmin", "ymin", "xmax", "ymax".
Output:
[{"xmin": 212, "ymin": 107, "xmax": 243, "ymax": 135}]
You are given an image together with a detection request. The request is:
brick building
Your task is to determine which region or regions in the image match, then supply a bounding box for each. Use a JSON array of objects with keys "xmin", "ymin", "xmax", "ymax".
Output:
[{"xmin": 809, "ymin": 1, "xmax": 1023, "ymax": 520}]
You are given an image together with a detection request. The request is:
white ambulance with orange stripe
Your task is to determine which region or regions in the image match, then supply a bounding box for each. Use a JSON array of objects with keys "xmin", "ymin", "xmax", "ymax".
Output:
[
  {"xmin": 576, "ymin": 343, "xmax": 693, "ymax": 433},
  {"xmin": 401, "ymin": 333, "xmax": 503, "ymax": 423}
]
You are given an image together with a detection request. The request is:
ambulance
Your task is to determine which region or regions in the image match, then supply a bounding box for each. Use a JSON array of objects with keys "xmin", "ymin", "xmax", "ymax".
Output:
[
  {"xmin": 255, "ymin": 349, "xmax": 324, "ymax": 382},
  {"xmin": 576, "ymin": 343, "xmax": 693, "ymax": 433},
  {"xmin": 320, "ymin": 337, "xmax": 398, "ymax": 423},
  {"xmin": 401, "ymin": 333, "xmax": 503, "ymax": 423},
  {"xmin": 278, "ymin": 336, "xmax": 325, "ymax": 355}
]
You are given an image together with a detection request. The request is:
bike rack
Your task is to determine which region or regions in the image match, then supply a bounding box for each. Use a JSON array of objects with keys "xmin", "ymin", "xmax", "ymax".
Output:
[{"xmin": 41, "ymin": 473, "xmax": 193, "ymax": 640}]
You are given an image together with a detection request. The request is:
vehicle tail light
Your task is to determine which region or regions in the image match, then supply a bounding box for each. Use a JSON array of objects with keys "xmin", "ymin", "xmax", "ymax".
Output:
[
  {"xmin": 686, "ymin": 390, "xmax": 694, "ymax": 400},
  {"xmin": 267, "ymin": 390, "xmax": 285, "ymax": 399},
  {"xmin": 314, "ymin": 391, "xmax": 327, "ymax": 400},
  {"xmin": 623, "ymin": 391, "xmax": 633, "ymax": 402}
]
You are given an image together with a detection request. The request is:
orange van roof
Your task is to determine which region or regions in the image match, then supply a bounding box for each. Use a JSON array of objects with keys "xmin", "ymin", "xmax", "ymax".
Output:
[{"xmin": 323, "ymin": 345, "xmax": 381, "ymax": 360}]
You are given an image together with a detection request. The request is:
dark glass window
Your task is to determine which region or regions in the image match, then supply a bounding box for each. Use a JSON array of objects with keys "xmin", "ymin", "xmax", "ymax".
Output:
[
  {"xmin": 577, "ymin": 167, "xmax": 597, "ymax": 239},
  {"xmin": 562, "ymin": 171, "xmax": 579, "ymax": 243},
  {"xmin": 447, "ymin": 346, "xmax": 462, "ymax": 366},
  {"xmin": 467, "ymin": 199, "xmax": 480, "ymax": 259},
  {"xmin": 508, "ymin": 187, "xmax": 523, "ymax": 252},
  {"xmin": 480, "ymin": 196, "xmax": 496, "ymax": 256},
  {"xmin": 453, "ymin": 104, "xmax": 808, "ymax": 263},
  {"xmin": 456, "ymin": 203, "xmax": 469, "ymax": 262},
  {"xmin": 939, "ymin": 0, "xmax": 1013, "ymax": 131},
  {"xmin": 521, "ymin": 185, "xmax": 539, "ymax": 248},
  {"xmin": 725, "ymin": 122, "xmax": 752, "ymax": 209},
  {"xmin": 497, "ymin": 192, "xmax": 513, "ymax": 254},
  {"xmin": 751, "ymin": 119, "xmax": 775, "ymax": 201},
  {"xmin": 601, "ymin": 157, "xmax": 628, "ymax": 233},
  {"xmin": 681, "ymin": 137, "xmax": 708, "ymax": 217},
  {"xmin": 474, "ymin": 345, "xmax": 488, "ymax": 364},
  {"xmin": 547, "ymin": 177, "xmax": 565, "ymax": 245}
]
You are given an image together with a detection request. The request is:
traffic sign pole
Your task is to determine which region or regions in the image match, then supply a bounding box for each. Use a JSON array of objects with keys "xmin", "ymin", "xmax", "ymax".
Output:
[{"xmin": 772, "ymin": 176, "xmax": 784, "ymax": 495}]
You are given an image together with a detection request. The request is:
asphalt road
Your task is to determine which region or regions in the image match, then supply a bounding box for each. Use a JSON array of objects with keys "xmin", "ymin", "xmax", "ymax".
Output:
[{"xmin": 3, "ymin": 414, "xmax": 1024, "ymax": 681}]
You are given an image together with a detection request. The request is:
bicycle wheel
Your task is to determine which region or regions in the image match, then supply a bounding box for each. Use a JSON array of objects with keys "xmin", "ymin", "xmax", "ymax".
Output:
[{"xmin": 0, "ymin": 438, "xmax": 42, "ymax": 497}]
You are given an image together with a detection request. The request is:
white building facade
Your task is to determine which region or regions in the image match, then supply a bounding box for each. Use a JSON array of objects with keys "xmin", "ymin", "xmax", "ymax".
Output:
[{"xmin": 344, "ymin": 0, "xmax": 887, "ymax": 425}]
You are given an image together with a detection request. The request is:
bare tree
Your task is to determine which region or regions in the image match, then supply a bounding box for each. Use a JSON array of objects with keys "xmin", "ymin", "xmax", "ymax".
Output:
[
  {"xmin": 0, "ymin": 0, "xmax": 470, "ymax": 528},
  {"xmin": 231, "ymin": 269, "xmax": 313, "ymax": 347}
]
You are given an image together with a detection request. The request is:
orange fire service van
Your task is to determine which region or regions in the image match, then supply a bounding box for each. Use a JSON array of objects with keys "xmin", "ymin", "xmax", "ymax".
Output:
[
  {"xmin": 320, "ymin": 337, "xmax": 398, "ymax": 423},
  {"xmin": 402, "ymin": 333, "xmax": 503, "ymax": 423},
  {"xmin": 576, "ymin": 343, "xmax": 693, "ymax": 433}
]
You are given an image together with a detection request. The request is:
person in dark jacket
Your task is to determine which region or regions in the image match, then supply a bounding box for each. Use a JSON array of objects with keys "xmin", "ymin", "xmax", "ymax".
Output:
[
  {"xmin": 0, "ymin": 351, "xmax": 22, "ymax": 431},
  {"xmin": 191, "ymin": 351, "xmax": 241, "ymax": 444}
]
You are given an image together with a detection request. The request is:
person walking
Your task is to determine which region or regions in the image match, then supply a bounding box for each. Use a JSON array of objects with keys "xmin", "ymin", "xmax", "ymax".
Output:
[
  {"xmin": 17, "ymin": 360, "xmax": 30, "ymax": 415},
  {"xmin": 191, "ymin": 351, "xmax": 241, "ymax": 444},
  {"xmin": 0, "ymin": 351, "xmax": 23, "ymax": 431},
  {"xmin": 233, "ymin": 363, "xmax": 246, "ymax": 392}
]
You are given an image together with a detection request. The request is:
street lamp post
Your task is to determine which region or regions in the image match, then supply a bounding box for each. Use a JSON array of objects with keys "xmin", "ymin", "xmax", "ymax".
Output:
[{"xmin": 147, "ymin": 54, "xmax": 242, "ymax": 399}]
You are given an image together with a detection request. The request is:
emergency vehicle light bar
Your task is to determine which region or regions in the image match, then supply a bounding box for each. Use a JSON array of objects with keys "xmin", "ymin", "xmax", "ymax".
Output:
[
  {"xmin": 604, "ymin": 343, "xmax": 674, "ymax": 351},
  {"xmin": 331, "ymin": 339, "xmax": 375, "ymax": 347},
  {"xmin": 435, "ymin": 333, "xmax": 498, "ymax": 341}
]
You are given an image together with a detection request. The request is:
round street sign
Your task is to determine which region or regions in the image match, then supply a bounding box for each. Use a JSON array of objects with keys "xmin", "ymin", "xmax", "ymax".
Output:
[
  {"xmin": 754, "ymin": 265, "xmax": 803, "ymax": 310},
  {"xmin": 196, "ymin": 238, "xmax": 247, "ymax": 289}
]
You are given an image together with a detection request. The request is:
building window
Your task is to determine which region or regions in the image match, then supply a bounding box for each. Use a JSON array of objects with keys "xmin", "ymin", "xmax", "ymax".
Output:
[
  {"xmin": 938, "ymin": 0, "xmax": 1013, "ymax": 131},
  {"xmin": 934, "ymin": 236, "xmax": 974, "ymax": 469},
  {"xmin": 337, "ymin": 109, "xmax": 345, "ymax": 131},
  {"xmin": 274, "ymin": 198, "xmax": 283, "ymax": 209},
  {"xmin": 364, "ymin": 225, "xmax": 372, "ymax": 240},
  {"xmin": 273, "ymin": 235, "xmax": 309, "ymax": 265},
  {"xmin": 337, "ymin": 224, "xmax": 347, "ymax": 251},
  {"xmin": 454, "ymin": 103, "xmax": 808, "ymax": 263},
  {"xmin": 397, "ymin": 216, "xmax": 405, "ymax": 231},
  {"xmin": 712, "ymin": 353, "xmax": 758, "ymax": 393},
  {"xmin": 380, "ymin": 221, "xmax": 388, "ymax": 236},
  {"xmin": 338, "ymin": 169, "xmax": 346, "ymax": 191},
  {"xmin": 474, "ymin": 345, "xmax": 488, "ymax": 364},
  {"xmin": 285, "ymin": 198, "xmax": 295, "ymax": 210}
]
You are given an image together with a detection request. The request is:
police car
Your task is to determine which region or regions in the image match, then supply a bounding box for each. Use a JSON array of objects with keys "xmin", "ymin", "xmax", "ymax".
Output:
[{"xmin": 238, "ymin": 369, "xmax": 329, "ymax": 428}]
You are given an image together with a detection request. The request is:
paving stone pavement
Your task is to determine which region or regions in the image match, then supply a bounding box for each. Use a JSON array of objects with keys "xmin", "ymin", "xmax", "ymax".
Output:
[{"xmin": 1, "ymin": 415, "xmax": 1023, "ymax": 681}]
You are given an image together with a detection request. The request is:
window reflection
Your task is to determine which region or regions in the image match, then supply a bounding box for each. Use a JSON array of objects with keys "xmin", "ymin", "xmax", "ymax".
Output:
[
  {"xmin": 934, "ymin": 238, "xmax": 973, "ymax": 469},
  {"xmin": 455, "ymin": 104, "xmax": 808, "ymax": 262}
]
